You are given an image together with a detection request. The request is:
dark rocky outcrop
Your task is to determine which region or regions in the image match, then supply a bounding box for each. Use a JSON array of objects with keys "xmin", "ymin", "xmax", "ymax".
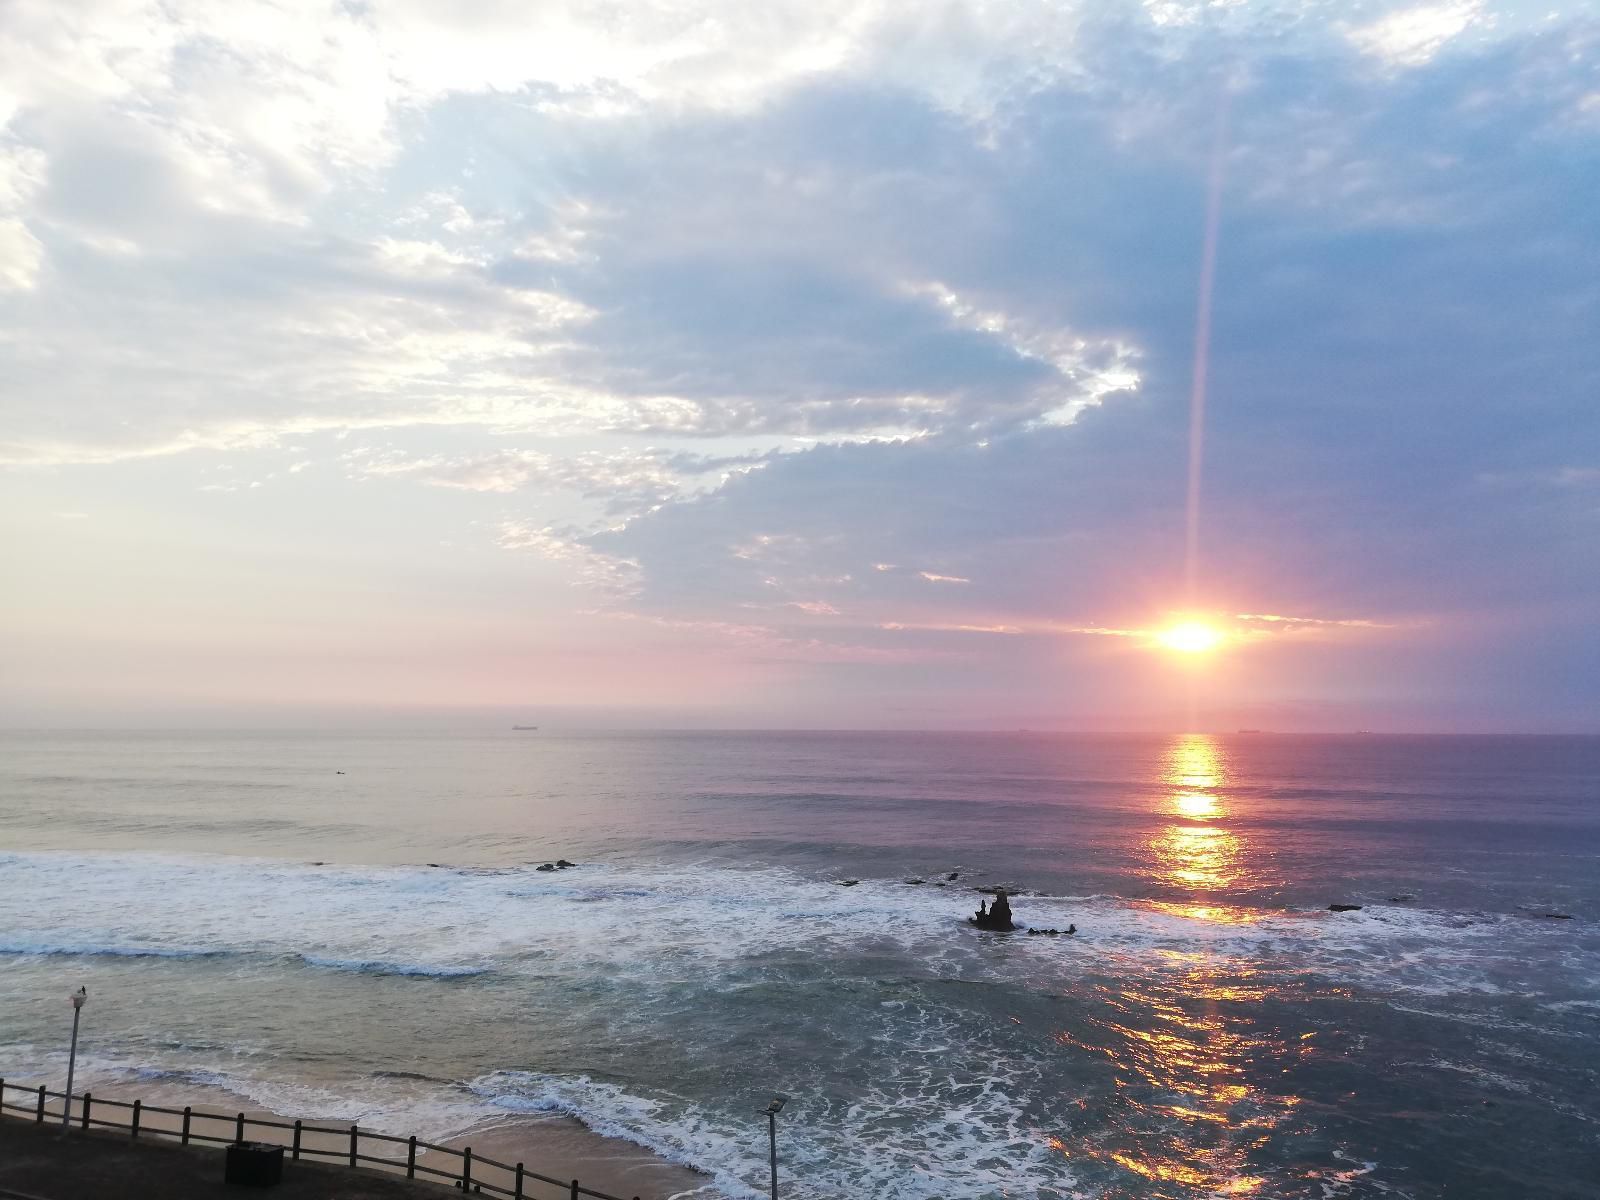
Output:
[
  {"xmin": 555, "ymin": 859, "xmax": 576, "ymax": 868},
  {"xmin": 1328, "ymin": 903, "xmax": 1363, "ymax": 912},
  {"xmin": 536, "ymin": 863, "xmax": 556, "ymax": 872},
  {"xmin": 946, "ymin": 872, "xmax": 959, "ymax": 881},
  {"xmin": 837, "ymin": 879, "xmax": 860, "ymax": 887},
  {"xmin": 1026, "ymin": 926, "xmax": 1076, "ymax": 936},
  {"xmin": 970, "ymin": 889, "xmax": 1020, "ymax": 931},
  {"xmin": 1388, "ymin": 894, "xmax": 1416, "ymax": 902}
]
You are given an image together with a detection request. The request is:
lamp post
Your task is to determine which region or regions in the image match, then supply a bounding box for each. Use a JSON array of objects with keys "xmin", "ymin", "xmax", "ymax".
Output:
[
  {"xmin": 762, "ymin": 1094, "xmax": 788, "ymax": 1200},
  {"xmin": 62, "ymin": 987, "xmax": 87, "ymax": 1129}
]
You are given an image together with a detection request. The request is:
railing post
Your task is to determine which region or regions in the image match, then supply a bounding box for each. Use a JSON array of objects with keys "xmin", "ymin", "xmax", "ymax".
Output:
[
  {"xmin": 407, "ymin": 1136, "xmax": 417, "ymax": 1178},
  {"xmin": 292, "ymin": 1120, "xmax": 302, "ymax": 1160},
  {"xmin": 36, "ymin": 1085, "xmax": 46, "ymax": 1123},
  {"xmin": 570, "ymin": 1179, "xmax": 579, "ymax": 1200},
  {"xmin": 182, "ymin": 1106, "xmax": 192, "ymax": 1144},
  {"xmin": 461, "ymin": 1146, "xmax": 472, "ymax": 1192},
  {"xmin": 236, "ymin": 1112, "xmax": 245, "ymax": 1145},
  {"xmin": 349, "ymin": 1124, "xmax": 358, "ymax": 1168},
  {"xmin": 81, "ymin": 1092, "xmax": 91, "ymax": 1130},
  {"xmin": 514, "ymin": 1163, "xmax": 524, "ymax": 1199},
  {"xmin": 132, "ymin": 1099, "xmax": 141, "ymax": 1139}
]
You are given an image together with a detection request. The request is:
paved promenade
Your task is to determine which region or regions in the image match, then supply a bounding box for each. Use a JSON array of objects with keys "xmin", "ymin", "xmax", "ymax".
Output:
[{"xmin": 0, "ymin": 1119, "xmax": 452, "ymax": 1200}]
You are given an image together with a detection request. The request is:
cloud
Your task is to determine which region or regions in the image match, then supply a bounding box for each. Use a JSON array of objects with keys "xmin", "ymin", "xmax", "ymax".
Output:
[
  {"xmin": 1, "ymin": 0, "xmax": 1596, "ymax": 726},
  {"xmin": 496, "ymin": 520, "xmax": 640, "ymax": 594},
  {"xmin": 354, "ymin": 445, "xmax": 766, "ymax": 520},
  {"xmin": 1347, "ymin": 2, "xmax": 1485, "ymax": 68}
]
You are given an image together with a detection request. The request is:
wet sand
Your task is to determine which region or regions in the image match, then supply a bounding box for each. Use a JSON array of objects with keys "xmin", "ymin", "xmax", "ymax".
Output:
[{"xmin": 2, "ymin": 1084, "xmax": 718, "ymax": 1200}]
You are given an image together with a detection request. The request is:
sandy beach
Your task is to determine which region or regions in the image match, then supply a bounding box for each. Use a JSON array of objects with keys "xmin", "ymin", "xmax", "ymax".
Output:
[{"xmin": 2, "ymin": 1081, "xmax": 718, "ymax": 1200}]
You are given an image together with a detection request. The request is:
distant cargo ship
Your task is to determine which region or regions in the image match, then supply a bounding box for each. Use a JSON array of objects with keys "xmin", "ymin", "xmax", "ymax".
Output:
[{"xmin": 511, "ymin": 725, "xmax": 539, "ymax": 731}]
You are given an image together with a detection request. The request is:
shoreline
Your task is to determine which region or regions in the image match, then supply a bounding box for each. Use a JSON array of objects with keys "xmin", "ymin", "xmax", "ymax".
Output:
[{"xmin": 5, "ymin": 1078, "xmax": 722, "ymax": 1200}]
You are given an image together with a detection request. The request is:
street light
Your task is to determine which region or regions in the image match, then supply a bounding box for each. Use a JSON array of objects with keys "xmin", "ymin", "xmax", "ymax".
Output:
[
  {"xmin": 762, "ymin": 1094, "xmax": 788, "ymax": 1200},
  {"xmin": 62, "ymin": 987, "xmax": 87, "ymax": 1130}
]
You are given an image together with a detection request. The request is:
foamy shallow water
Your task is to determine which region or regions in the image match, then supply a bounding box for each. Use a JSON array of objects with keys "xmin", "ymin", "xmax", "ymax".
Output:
[{"xmin": 1, "ymin": 731, "xmax": 1596, "ymax": 1198}]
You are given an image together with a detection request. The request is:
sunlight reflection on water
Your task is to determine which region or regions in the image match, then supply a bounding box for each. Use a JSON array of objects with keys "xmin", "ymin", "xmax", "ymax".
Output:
[{"xmin": 1057, "ymin": 735, "xmax": 1308, "ymax": 1196}]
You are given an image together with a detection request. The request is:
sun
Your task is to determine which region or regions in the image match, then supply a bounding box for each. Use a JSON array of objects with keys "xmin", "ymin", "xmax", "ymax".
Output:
[{"xmin": 1157, "ymin": 620, "xmax": 1225, "ymax": 655}]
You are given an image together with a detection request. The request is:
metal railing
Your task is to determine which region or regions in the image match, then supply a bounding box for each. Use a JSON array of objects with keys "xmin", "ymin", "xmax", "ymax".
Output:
[{"xmin": 0, "ymin": 1078, "xmax": 643, "ymax": 1200}]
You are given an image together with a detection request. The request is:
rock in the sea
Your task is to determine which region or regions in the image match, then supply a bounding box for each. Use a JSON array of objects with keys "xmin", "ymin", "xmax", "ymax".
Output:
[
  {"xmin": 970, "ymin": 889, "xmax": 1020, "ymax": 931},
  {"xmin": 946, "ymin": 871, "xmax": 959, "ymax": 881},
  {"xmin": 1388, "ymin": 894, "xmax": 1416, "ymax": 902},
  {"xmin": 903, "ymin": 878, "xmax": 926, "ymax": 885},
  {"xmin": 838, "ymin": 879, "xmax": 860, "ymax": 887},
  {"xmin": 1540, "ymin": 912, "xmax": 1574, "ymax": 920},
  {"xmin": 555, "ymin": 859, "xmax": 576, "ymax": 868},
  {"xmin": 536, "ymin": 862, "xmax": 556, "ymax": 872},
  {"xmin": 1328, "ymin": 903, "xmax": 1363, "ymax": 912}
]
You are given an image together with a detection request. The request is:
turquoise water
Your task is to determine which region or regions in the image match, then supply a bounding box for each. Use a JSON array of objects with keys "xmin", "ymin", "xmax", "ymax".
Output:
[{"xmin": 1, "ymin": 731, "xmax": 1596, "ymax": 1198}]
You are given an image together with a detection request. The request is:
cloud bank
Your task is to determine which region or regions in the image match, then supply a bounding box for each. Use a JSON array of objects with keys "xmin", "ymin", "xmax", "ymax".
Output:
[{"xmin": 1, "ymin": 0, "xmax": 1595, "ymax": 729}]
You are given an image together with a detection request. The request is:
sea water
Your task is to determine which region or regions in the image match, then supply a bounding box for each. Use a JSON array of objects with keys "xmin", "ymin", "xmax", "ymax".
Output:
[{"xmin": 0, "ymin": 731, "xmax": 1596, "ymax": 1198}]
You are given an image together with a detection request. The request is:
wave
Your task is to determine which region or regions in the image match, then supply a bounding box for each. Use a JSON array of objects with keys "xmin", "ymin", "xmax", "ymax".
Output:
[
  {"xmin": 0, "ymin": 849, "xmax": 1588, "ymax": 999},
  {"xmin": 0, "ymin": 941, "xmax": 231, "ymax": 960},
  {"xmin": 296, "ymin": 955, "xmax": 489, "ymax": 979},
  {"xmin": 0, "ymin": 940, "xmax": 486, "ymax": 980}
]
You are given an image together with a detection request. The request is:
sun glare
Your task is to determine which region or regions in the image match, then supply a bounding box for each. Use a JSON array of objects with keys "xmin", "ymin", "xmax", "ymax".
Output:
[{"xmin": 1158, "ymin": 621, "xmax": 1225, "ymax": 654}]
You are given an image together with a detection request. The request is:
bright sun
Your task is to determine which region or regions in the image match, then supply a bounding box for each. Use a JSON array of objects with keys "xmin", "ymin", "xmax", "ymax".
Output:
[{"xmin": 1157, "ymin": 621, "xmax": 1225, "ymax": 654}]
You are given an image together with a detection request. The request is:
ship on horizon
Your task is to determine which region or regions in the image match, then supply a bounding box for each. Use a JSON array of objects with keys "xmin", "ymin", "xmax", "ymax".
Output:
[{"xmin": 511, "ymin": 725, "xmax": 538, "ymax": 731}]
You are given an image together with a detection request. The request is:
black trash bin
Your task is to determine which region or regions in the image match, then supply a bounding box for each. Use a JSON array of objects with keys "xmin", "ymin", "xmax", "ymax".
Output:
[{"xmin": 225, "ymin": 1141, "xmax": 284, "ymax": 1187}]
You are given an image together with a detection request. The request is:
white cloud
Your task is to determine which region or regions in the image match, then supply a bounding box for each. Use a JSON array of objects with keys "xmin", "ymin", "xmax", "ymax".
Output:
[
  {"xmin": 1348, "ymin": 2, "xmax": 1485, "ymax": 67},
  {"xmin": 355, "ymin": 446, "xmax": 754, "ymax": 513},
  {"xmin": 496, "ymin": 519, "xmax": 640, "ymax": 593},
  {"xmin": 0, "ymin": 217, "xmax": 42, "ymax": 291}
]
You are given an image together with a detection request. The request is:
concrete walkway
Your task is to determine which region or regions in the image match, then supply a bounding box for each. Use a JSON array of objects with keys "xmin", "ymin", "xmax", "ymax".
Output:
[{"xmin": 0, "ymin": 1119, "xmax": 457, "ymax": 1200}]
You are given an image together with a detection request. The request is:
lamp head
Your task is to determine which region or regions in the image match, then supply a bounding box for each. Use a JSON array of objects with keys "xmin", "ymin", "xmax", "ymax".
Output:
[
  {"xmin": 69, "ymin": 986, "xmax": 87, "ymax": 1010},
  {"xmin": 764, "ymin": 1094, "xmax": 788, "ymax": 1115}
]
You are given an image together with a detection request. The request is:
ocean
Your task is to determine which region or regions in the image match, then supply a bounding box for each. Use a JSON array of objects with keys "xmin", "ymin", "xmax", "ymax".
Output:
[{"xmin": 1, "ymin": 730, "xmax": 1596, "ymax": 1198}]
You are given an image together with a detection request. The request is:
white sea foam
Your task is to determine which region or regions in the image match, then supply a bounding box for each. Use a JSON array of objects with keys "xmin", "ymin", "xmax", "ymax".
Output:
[
  {"xmin": 0, "ymin": 850, "xmax": 1582, "ymax": 1003},
  {"xmin": 470, "ymin": 1050, "xmax": 1090, "ymax": 1200},
  {"xmin": 1, "ymin": 849, "xmax": 1591, "ymax": 1198}
]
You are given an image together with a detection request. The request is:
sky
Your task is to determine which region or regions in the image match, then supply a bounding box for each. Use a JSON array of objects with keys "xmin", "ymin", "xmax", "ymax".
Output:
[{"xmin": 1, "ymin": 0, "xmax": 1596, "ymax": 732}]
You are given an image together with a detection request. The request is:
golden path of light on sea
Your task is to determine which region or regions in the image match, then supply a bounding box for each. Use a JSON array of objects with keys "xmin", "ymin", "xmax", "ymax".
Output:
[{"xmin": 1046, "ymin": 735, "xmax": 1319, "ymax": 1196}]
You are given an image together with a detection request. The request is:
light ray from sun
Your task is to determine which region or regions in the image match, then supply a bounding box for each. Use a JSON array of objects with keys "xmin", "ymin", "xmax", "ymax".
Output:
[{"xmin": 1184, "ymin": 92, "xmax": 1230, "ymax": 603}]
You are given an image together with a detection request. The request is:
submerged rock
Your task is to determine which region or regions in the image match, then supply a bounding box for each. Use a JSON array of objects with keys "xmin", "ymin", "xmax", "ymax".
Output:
[
  {"xmin": 970, "ymin": 889, "xmax": 1020, "ymax": 931},
  {"xmin": 903, "ymin": 878, "xmax": 926, "ymax": 885},
  {"xmin": 555, "ymin": 859, "xmax": 576, "ymax": 868},
  {"xmin": 946, "ymin": 871, "xmax": 960, "ymax": 881},
  {"xmin": 536, "ymin": 863, "xmax": 557, "ymax": 872},
  {"xmin": 837, "ymin": 879, "xmax": 860, "ymax": 887},
  {"xmin": 1328, "ymin": 903, "xmax": 1363, "ymax": 912},
  {"xmin": 1388, "ymin": 894, "xmax": 1416, "ymax": 902}
]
